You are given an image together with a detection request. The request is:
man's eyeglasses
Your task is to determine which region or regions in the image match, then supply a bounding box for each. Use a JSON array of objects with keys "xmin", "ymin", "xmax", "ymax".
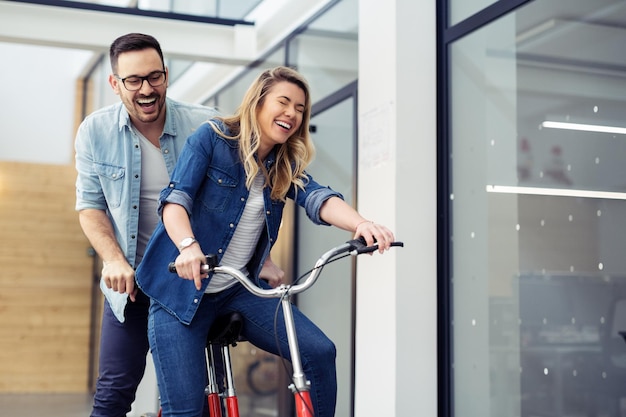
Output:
[{"xmin": 114, "ymin": 70, "xmax": 167, "ymax": 91}]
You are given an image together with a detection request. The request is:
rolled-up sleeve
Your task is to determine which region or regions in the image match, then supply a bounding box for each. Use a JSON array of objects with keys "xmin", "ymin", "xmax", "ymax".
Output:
[
  {"xmin": 157, "ymin": 186, "xmax": 193, "ymax": 218},
  {"xmin": 303, "ymin": 187, "xmax": 343, "ymax": 226},
  {"xmin": 75, "ymin": 124, "xmax": 107, "ymax": 211}
]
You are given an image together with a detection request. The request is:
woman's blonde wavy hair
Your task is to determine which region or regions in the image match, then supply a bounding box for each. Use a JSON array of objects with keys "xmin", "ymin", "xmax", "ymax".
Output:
[{"xmin": 209, "ymin": 66, "xmax": 315, "ymax": 201}]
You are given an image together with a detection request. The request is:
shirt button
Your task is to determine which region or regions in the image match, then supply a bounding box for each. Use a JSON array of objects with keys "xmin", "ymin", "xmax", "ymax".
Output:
[
  {"xmin": 240, "ymin": 197, "xmax": 245, "ymax": 202},
  {"xmin": 218, "ymin": 179, "xmax": 223, "ymax": 184},
  {"xmin": 266, "ymin": 210, "xmax": 271, "ymax": 215},
  {"xmin": 163, "ymin": 149, "xmax": 169, "ymax": 154},
  {"xmin": 229, "ymin": 223, "xmax": 234, "ymax": 228},
  {"xmin": 218, "ymin": 248, "xmax": 223, "ymax": 254},
  {"xmin": 112, "ymin": 174, "xmax": 117, "ymax": 179},
  {"xmin": 193, "ymin": 298, "xmax": 198, "ymax": 304}
]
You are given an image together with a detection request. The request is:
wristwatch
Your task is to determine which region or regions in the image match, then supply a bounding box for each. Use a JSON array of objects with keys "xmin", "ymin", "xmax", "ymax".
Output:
[{"xmin": 178, "ymin": 237, "xmax": 197, "ymax": 252}]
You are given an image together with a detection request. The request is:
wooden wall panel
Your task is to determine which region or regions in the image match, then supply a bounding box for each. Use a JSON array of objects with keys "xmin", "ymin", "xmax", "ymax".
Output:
[{"xmin": 0, "ymin": 161, "xmax": 93, "ymax": 393}]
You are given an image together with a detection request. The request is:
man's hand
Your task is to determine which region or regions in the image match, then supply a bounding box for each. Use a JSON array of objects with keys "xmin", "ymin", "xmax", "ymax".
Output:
[
  {"xmin": 102, "ymin": 260, "xmax": 137, "ymax": 302},
  {"xmin": 259, "ymin": 256, "xmax": 285, "ymax": 288},
  {"xmin": 79, "ymin": 209, "xmax": 138, "ymax": 300}
]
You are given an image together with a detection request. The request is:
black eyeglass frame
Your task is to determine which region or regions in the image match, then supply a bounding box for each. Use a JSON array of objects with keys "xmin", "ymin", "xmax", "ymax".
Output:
[{"xmin": 114, "ymin": 70, "xmax": 167, "ymax": 91}]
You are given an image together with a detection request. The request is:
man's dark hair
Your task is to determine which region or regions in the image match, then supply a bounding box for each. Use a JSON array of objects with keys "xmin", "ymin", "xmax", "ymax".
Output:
[{"xmin": 109, "ymin": 33, "xmax": 165, "ymax": 73}]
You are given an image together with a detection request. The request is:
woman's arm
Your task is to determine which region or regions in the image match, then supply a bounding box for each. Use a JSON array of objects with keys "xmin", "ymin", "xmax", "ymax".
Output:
[
  {"xmin": 318, "ymin": 196, "xmax": 395, "ymax": 252},
  {"xmin": 162, "ymin": 203, "xmax": 207, "ymax": 290}
]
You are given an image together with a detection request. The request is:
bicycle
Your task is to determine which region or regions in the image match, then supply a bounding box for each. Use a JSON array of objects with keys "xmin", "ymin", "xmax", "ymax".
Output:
[{"xmin": 162, "ymin": 237, "xmax": 403, "ymax": 417}]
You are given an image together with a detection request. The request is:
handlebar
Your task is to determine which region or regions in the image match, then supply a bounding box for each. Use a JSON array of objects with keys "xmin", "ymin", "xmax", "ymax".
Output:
[{"xmin": 168, "ymin": 238, "xmax": 403, "ymax": 299}]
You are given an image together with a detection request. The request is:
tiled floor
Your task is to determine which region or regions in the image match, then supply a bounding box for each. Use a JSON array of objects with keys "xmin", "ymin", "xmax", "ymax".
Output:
[
  {"xmin": 0, "ymin": 393, "xmax": 277, "ymax": 417},
  {"xmin": 0, "ymin": 393, "xmax": 93, "ymax": 417}
]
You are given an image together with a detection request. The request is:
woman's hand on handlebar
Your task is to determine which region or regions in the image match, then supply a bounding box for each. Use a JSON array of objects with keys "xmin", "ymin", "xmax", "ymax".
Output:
[
  {"xmin": 173, "ymin": 244, "xmax": 208, "ymax": 290},
  {"xmin": 317, "ymin": 197, "xmax": 394, "ymax": 254},
  {"xmin": 259, "ymin": 256, "xmax": 285, "ymax": 288},
  {"xmin": 354, "ymin": 220, "xmax": 395, "ymax": 254}
]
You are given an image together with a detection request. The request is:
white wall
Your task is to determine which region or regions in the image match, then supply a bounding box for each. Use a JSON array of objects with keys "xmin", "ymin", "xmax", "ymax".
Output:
[
  {"xmin": 0, "ymin": 42, "xmax": 93, "ymax": 165},
  {"xmin": 356, "ymin": 1, "xmax": 438, "ymax": 416}
]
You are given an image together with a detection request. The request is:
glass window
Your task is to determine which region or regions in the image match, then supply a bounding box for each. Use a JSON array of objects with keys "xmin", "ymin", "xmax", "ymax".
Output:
[
  {"xmin": 208, "ymin": 48, "xmax": 285, "ymax": 114},
  {"xmin": 449, "ymin": 0, "xmax": 497, "ymax": 26},
  {"xmin": 201, "ymin": 0, "xmax": 358, "ymax": 111},
  {"xmin": 166, "ymin": 59, "xmax": 194, "ymax": 85},
  {"xmin": 287, "ymin": 0, "xmax": 358, "ymax": 101},
  {"xmin": 448, "ymin": 0, "xmax": 626, "ymax": 416}
]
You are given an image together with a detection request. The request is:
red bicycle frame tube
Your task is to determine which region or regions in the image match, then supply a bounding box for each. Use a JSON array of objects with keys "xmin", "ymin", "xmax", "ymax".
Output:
[
  {"xmin": 294, "ymin": 390, "xmax": 314, "ymax": 417},
  {"xmin": 208, "ymin": 393, "xmax": 222, "ymax": 417},
  {"xmin": 225, "ymin": 396, "xmax": 240, "ymax": 417}
]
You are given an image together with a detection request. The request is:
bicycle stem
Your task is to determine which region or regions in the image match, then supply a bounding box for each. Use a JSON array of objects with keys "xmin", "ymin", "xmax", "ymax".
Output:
[{"xmin": 281, "ymin": 295, "xmax": 310, "ymax": 392}]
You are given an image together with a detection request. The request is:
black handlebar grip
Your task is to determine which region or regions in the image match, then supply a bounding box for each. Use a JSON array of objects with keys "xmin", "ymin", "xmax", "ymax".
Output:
[
  {"xmin": 346, "ymin": 237, "xmax": 366, "ymax": 248},
  {"xmin": 168, "ymin": 254, "xmax": 220, "ymax": 273},
  {"xmin": 205, "ymin": 254, "xmax": 219, "ymax": 267},
  {"xmin": 346, "ymin": 237, "xmax": 404, "ymax": 254}
]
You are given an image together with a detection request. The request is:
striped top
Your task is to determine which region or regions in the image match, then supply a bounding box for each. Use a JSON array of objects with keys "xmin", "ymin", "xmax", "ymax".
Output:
[{"xmin": 205, "ymin": 173, "xmax": 265, "ymax": 293}]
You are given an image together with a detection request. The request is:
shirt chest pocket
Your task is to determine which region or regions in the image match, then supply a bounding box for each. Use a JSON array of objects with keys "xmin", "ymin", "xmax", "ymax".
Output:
[
  {"xmin": 94, "ymin": 162, "xmax": 126, "ymax": 209},
  {"xmin": 198, "ymin": 167, "xmax": 238, "ymax": 211}
]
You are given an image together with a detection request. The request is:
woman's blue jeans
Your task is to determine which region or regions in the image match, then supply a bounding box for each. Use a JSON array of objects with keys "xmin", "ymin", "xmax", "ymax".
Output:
[{"xmin": 148, "ymin": 282, "xmax": 337, "ymax": 417}]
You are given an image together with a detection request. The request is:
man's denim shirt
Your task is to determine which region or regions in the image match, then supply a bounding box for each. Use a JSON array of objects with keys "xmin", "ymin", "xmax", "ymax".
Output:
[
  {"xmin": 136, "ymin": 121, "xmax": 343, "ymax": 325},
  {"xmin": 75, "ymin": 98, "xmax": 216, "ymax": 322}
]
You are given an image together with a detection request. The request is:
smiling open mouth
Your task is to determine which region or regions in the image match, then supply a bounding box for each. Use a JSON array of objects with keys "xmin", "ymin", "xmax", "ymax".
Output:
[
  {"xmin": 137, "ymin": 97, "xmax": 157, "ymax": 108},
  {"xmin": 276, "ymin": 120, "xmax": 291, "ymax": 130}
]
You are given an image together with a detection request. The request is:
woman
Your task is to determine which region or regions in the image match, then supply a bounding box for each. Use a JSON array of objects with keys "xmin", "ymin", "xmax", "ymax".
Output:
[{"xmin": 136, "ymin": 66, "xmax": 395, "ymax": 417}]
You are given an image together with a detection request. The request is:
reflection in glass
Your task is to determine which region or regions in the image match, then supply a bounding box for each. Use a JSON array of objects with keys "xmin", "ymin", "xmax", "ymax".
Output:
[{"xmin": 449, "ymin": 0, "xmax": 626, "ymax": 416}]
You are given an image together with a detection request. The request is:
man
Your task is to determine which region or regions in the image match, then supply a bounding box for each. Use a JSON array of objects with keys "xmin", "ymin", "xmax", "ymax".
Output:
[{"xmin": 75, "ymin": 33, "xmax": 283, "ymax": 417}]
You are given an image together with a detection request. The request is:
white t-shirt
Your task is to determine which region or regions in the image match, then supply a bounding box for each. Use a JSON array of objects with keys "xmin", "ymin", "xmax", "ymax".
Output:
[{"xmin": 136, "ymin": 132, "xmax": 169, "ymax": 265}]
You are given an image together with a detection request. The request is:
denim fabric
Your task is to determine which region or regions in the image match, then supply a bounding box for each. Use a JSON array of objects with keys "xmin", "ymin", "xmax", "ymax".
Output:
[
  {"xmin": 136, "ymin": 121, "xmax": 343, "ymax": 325},
  {"xmin": 91, "ymin": 291, "xmax": 150, "ymax": 417},
  {"xmin": 148, "ymin": 282, "xmax": 337, "ymax": 417},
  {"xmin": 75, "ymin": 98, "xmax": 217, "ymax": 322}
]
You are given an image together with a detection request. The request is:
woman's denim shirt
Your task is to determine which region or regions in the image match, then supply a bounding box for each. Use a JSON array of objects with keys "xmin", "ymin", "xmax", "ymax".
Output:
[
  {"xmin": 75, "ymin": 98, "xmax": 216, "ymax": 322},
  {"xmin": 136, "ymin": 121, "xmax": 343, "ymax": 325}
]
